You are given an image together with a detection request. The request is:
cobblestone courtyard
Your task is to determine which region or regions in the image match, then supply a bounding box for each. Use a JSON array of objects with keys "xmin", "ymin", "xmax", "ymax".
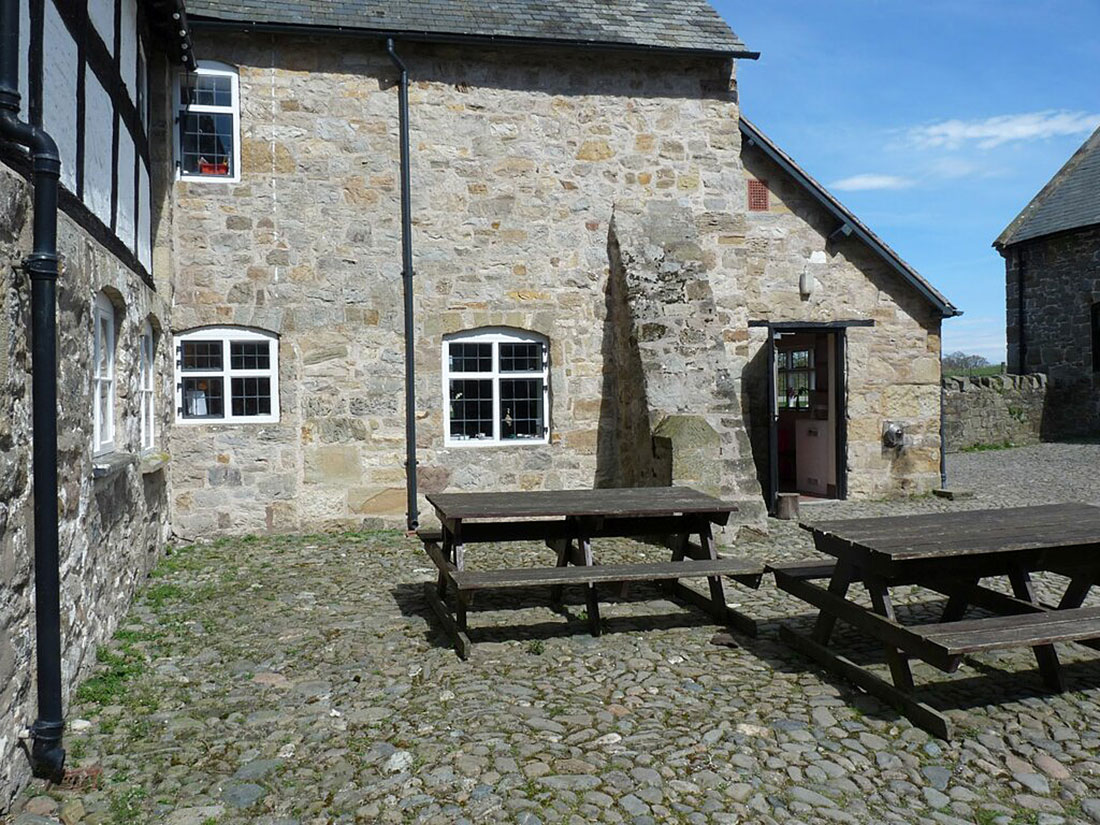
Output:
[{"xmin": 9, "ymin": 443, "xmax": 1100, "ymax": 825}]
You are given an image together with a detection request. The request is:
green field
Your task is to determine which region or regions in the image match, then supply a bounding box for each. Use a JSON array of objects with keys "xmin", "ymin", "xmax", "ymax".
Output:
[{"xmin": 943, "ymin": 364, "xmax": 1006, "ymax": 378}]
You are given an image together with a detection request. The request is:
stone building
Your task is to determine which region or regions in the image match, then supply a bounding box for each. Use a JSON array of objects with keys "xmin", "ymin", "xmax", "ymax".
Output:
[
  {"xmin": 164, "ymin": 0, "xmax": 958, "ymax": 538},
  {"xmin": 2, "ymin": 0, "xmax": 958, "ymax": 806},
  {"xmin": 995, "ymin": 125, "xmax": 1100, "ymax": 437}
]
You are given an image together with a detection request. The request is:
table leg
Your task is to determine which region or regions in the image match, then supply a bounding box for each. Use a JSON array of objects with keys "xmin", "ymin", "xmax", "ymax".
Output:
[
  {"xmin": 452, "ymin": 521, "xmax": 468, "ymax": 632},
  {"xmin": 580, "ymin": 535, "xmax": 601, "ymax": 636},
  {"xmin": 438, "ymin": 531, "xmax": 452, "ymax": 598},
  {"xmin": 864, "ymin": 575, "xmax": 916, "ymax": 692},
  {"xmin": 549, "ymin": 538, "xmax": 572, "ymax": 605},
  {"xmin": 1008, "ymin": 566, "xmax": 1064, "ymax": 692},
  {"xmin": 811, "ymin": 559, "xmax": 856, "ymax": 645},
  {"xmin": 700, "ymin": 522, "xmax": 727, "ymax": 612},
  {"xmin": 1058, "ymin": 574, "xmax": 1094, "ymax": 610},
  {"xmin": 939, "ymin": 577, "xmax": 978, "ymax": 623}
]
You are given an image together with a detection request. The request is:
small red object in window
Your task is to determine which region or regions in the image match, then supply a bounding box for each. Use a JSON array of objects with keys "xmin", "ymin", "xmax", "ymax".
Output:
[
  {"xmin": 199, "ymin": 160, "xmax": 229, "ymax": 176},
  {"xmin": 748, "ymin": 178, "xmax": 769, "ymax": 211}
]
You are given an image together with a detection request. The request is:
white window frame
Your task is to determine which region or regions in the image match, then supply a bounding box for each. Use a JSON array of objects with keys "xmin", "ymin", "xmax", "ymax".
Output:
[
  {"xmin": 139, "ymin": 320, "xmax": 155, "ymax": 450},
  {"xmin": 173, "ymin": 60, "xmax": 241, "ymax": 183},
  {"xmin": 174, "ymin": 327, "xmax": 280, "ymax": 424},
  {"xmin": 442, "ymin": 328, "xmax": 549, "ymax": 448},
  {"xmin": 93, "ymin": 294, "xmax": 116, "ymax": 455}
]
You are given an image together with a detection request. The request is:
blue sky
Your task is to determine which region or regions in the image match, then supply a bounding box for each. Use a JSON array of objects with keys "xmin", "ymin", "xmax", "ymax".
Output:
[{"xmin": 713, "ymin": 0, "xmax": 1100, "ymax": 362}]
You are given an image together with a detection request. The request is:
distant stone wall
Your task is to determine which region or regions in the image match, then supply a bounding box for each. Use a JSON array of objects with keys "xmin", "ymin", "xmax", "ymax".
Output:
[
  {"xmin": 941, "ymin": 374, "xmax": 1051, "ymax": 452},
  {"xmin": 0, "ymin": 164, "xmax": 171, "ymax": 810}
]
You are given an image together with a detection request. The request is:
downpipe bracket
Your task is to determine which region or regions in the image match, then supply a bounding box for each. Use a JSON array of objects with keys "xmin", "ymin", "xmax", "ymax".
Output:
[{"xmin": 23, "ymin": 251, "xmax": 60, "ymax": 280}]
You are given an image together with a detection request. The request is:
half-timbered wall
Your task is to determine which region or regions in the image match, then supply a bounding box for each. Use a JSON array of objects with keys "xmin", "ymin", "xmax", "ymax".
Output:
[{"xmin": 6, "ymin": 0, "xmax": 153, "ymax": 279}]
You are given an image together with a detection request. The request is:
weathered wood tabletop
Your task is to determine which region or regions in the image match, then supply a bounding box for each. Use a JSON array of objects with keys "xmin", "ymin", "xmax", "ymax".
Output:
[
  {"xmin": 419, "ymin": 486, "xmax": 761, "ymax": 658},
  {"xmin": 427, "ymin": 486, "xmax": 739, "ymax": 523},
  {"xmin": 774, "ymin": 502, "xmax": 1100, "ymax": 739}
]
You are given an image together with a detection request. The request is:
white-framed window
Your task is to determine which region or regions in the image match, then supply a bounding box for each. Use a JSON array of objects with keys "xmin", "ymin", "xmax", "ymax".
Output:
[
  {"xmin": 173, "ymin": 60, "xmax": 240, "ymax": 182},
  {"xmin": 93, "ymin": 293, "xmax": 116, "ymax": 454},
  {"xmin": 174, "ymin": 327, "xmax": 279, "ymax": 424},
  {"xmin": 139, "ymin": 320, "xmax": 155, "ymax": 450},
  {"xmin": 443, "ymin": 328, "xmax": 549, "ymax": 447}
]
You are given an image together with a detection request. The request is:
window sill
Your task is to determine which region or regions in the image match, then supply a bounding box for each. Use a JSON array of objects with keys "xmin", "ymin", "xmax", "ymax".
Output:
[
  {"xmin": 140, "ymin": 451, "xmax": 171, "ymax": 475},
  {"xmin": 92, "ymin": 452, "xmax": 137, "ymax": 479}
]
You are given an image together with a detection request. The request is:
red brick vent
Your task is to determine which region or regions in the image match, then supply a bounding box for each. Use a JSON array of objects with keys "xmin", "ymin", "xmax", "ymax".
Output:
[{"xmin": 748, "ymin": 179, "xmax": 769, "ymax": 211}]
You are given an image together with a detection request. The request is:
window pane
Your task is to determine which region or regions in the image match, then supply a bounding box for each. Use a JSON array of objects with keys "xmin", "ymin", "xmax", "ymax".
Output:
[
  {"xmin": 500, "ymin": 378, "xmax": 544, "ymax": 440},
  {"xmin": 790, "ymin": 350, "xmax": 812, "ymax": 369},
  {"xmin": 97, "ymin": 316, "xmax": 109, "ymax": 376},
  {"xmin": 449, "ymin": 379, "xmax": 493, "ymax": 439},
  {"xmin": 182, "ymin": 377, "xmax": 224, "ymax": 418},
  {"xmin": 181, "ymin": 73, "xmax": 232, "ymax": 107},
  {"xmin": 180, "ymin": 112, "xmax": 234, "ymax": 176},
  {"xmin": 98, "ymin": 380, "xmax": 111, "ymax": 439},
  {"xmin": 181, "ymin": 340, "xmax": 223, "ymax": 371},
  {"xmin": 448, "ymin": 343, "xmax": 492, "ymax": 373},
  {"xmin": 231, "ymin": 341, "xmax": 270, "ymax": 370},
  {"xmin": 231, "ymin": 377, "xmax": 272, "ymax": 417},
  {"xmin": 499, "ymin": 342, "xmax": 543, "ymax": 373}
]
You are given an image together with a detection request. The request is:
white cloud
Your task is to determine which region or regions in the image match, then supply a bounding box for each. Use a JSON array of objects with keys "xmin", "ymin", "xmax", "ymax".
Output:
[
  {"xmin": 943, "ymin": 316, "xmax": 1006, "ymax": 364},
  {"xmin": 909, "ymin": 110, "xmax": 1100, "ymax": 150},
  {"xmin": 829, "ymin": 173, "xmax": 914, "ymax": 192}
]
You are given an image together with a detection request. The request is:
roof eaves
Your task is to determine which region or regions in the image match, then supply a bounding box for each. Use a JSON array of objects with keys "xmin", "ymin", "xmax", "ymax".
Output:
[
  {"xmin": 739, "ymin": 117, "xmax": 960, "ymax": 319},
  {"xmin": 185, "ymin": 15, "xmax": 760, "ymax": 59}
]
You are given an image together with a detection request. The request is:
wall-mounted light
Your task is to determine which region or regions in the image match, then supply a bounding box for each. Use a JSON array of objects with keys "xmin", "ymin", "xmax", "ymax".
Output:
[{"xmin": 799, "ymin": 267, "xmax": 814, "ymax": 298}]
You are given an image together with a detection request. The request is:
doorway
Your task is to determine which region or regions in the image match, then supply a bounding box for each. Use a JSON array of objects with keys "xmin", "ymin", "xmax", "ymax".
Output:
[{"xmin": 760, "ymin": 323, "xmax": 857, "ymax": 514}]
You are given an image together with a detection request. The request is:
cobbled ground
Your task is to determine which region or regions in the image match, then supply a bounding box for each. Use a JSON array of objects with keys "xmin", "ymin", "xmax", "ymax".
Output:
[{"xmin": 9, "ymin": 443, "xmax": 1100, "ymax": 825}]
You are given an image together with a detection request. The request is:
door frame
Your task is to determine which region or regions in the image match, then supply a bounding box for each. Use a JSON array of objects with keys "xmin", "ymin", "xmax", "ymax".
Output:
[{"xmin": 749, "ymin": 319, "xmax": 874, "ymax": 514}]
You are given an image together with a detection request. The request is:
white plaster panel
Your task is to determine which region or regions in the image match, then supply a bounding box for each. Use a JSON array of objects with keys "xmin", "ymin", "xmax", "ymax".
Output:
[
  {"xmin": 115, "ymin": 129, "xmax": 136, "ymax": 251},
  {"xmin": 18, "ymin": 0, "xmax": 29, "ymax": 120},
  {"xmin": 137, "ymin": 161, "xmax": 151, "ymax": 269},
  {"xmin": 83, "ymin": 75, "xmax": 114, "ymax": 226},
  {"xmin": 119, "ymin": 0, "xmax": 138, "ymax": 103},
  {"xmin": 88, "ymin": 0, "xmax": 114, "ymax": 53},
  {"xmin": 42, "ymin": 1, "xmax": 77, "ymax": 192}
]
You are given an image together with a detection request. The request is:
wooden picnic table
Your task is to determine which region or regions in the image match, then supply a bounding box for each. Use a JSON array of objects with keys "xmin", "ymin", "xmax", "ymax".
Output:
[
  {"xmin": 419, "ymin": 486, "xmax": 764, "ymax": 658},
  {"xmin": 771, "ymin": 502, "xmax": 1100, "ymax": 738}
]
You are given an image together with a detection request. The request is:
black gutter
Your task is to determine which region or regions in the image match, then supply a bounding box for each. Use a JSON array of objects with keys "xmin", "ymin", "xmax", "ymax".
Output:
[
  {"xmin": 0, "ymin": 0, "xmax": 65, "ymax": 782},
  {"xmin": 386, "ymin": 38, "xmax": 418, "ymax": 533},
  {"xmin": 189, "ymin": 17, "xmax": 760, "ymax": 60}
]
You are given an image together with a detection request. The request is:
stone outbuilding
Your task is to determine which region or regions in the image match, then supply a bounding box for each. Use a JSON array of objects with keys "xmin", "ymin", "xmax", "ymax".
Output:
[{"xmin": 995, "ymin": 126, "xmax": 1100, "ymax": 437}]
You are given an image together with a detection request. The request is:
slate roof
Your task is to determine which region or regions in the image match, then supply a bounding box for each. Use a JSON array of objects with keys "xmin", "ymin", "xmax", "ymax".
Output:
[
  {"xmin": 995, "ymin": 126, "xmax": 1100, "ymax": 248},
  {"xmin": 183, "ymin": 0, "xmax": 754, "ymax": 56},
  {"xmin": 740, "ymin": 118, "xmax": 960, "ymax": 318}
]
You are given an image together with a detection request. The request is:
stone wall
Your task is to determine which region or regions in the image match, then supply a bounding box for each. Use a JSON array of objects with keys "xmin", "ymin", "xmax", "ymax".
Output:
[
  {"xmin": 168, "ymin": 33, "xmax": 770, "ymax": 536},
  {"xmin": 1004, "ymin": 224, "xmax": 1100, "ymax": 437},
  {"xmin": 941, "ymin": 373, "xmax": 1051, "ymax": 452},
  {"xmin": 0, "ymin": 164, "xmax": 172, "ymax": 810},
  {"xmin": 735, "ymin": 144, "xmax": 943, "ymax": 498}
]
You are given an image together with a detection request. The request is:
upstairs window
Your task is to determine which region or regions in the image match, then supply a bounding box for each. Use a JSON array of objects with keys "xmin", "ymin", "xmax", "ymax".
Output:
[
  {"xmin": 175, "ymin": 61, "xmax": 239, "ymax": 181},
  {"xmin": 93, "ymin": 294, "xmax": 116, "ymax": 454},
  {"xmin": 139, "ymin": 321, "xmax": 155, "ymax": 450},
  {"xmin": 137, "ymin": 41, "xmax": 149, "ymax": 133},
  {"xmin": 175, "ymin": 327, "xmax": 279, "ymax": 423},
  {"xmin": 443, "ymin": 328, "xmax": 549, "ymax": 446}
]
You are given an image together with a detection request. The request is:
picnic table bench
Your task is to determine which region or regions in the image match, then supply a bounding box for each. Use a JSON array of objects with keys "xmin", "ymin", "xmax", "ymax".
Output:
[
  {"xmin": 771, "ymin": 503, "xmax": 1100, "ymax": 738},
  {"xmin": 418, "ymin": 486, "xmax": 764, "ymax": 658}
]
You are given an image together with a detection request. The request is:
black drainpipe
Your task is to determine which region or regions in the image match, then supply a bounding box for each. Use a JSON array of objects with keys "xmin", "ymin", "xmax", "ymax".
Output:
[
  {"xmin": 1017, "ymin": 246, "xmax": 1027, "ymax": 373},
  {"xmin": 939, "ymin": 328, "xmax": 947, "ymax": 490},
  {"xmin": 386, "ymin": 38, "xmax": 418, "ymax": 532},
  {"xmin": 0, "ymin": 0, "xmax": 66, "ymax": 781}
]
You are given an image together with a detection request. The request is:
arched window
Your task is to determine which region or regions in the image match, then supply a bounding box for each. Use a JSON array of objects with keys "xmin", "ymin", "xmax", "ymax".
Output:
[
  {"xmin": 175, "ymin": 327, "xmax": 279, "ymax": 423},
  {"xmin": 139, "ymin": 320, "xmax": 156, "ymax": 450},
  {"xmin": 174, "ymin": 60, "xmax": 240, "ymax": 181},
  {"xmin": 93, "ymin": 293, "xmax": 116, "ymax": 454},
  {"xmin": 443, "ymin": 328, "xmax": 549, "ymax": 446}
]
